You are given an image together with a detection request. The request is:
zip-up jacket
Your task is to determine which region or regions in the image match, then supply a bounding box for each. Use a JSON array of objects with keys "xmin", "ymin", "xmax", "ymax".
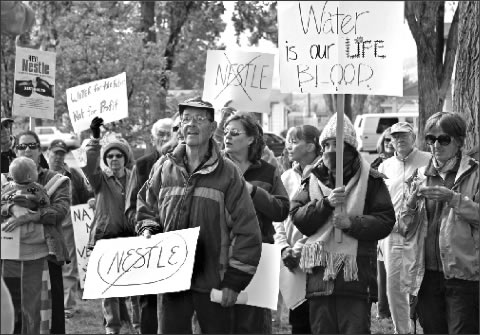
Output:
[
  {"xmin": 291, "ymin": 165, "xmax": 395, "ymax": 300},
  {"xmin": 398, "ymin": 155, "xmax": 479, "ymax": 296},
  {"xmin": 82, "ymin": 138, "xmax": 133, "ymax": 249},
  {"xmin": 224, "ymin": 153, "xmax": 289, "ymax": 244},
  {"xmin": 136, "ymin": 140, "xmax": 262, "ymax": 293}
]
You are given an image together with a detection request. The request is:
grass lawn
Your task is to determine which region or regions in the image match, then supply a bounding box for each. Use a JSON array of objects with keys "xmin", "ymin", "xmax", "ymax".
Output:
[{"xmin": 66, "ymin": 291, "xmax": 421, "ymax": 334}]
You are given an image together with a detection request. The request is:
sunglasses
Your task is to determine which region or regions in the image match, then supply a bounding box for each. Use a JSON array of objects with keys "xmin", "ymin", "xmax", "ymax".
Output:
[
  {"xmin": 16, "ymin": 142, "xmax": 39, "ymax": 150},
  {"xmin": 384, "ymin": 138, "xmax": 392, "ymax": 143},
  {"xmin": 224, "ymin": 128, "xmax": 246, "ymax": 137},
  {"xmin": 425, "ymin": 134, "xmax": 452, "ymax": 146},
  {"xmin": 106, "ymin": 153, "xmax": 124, "ymax": 159}
]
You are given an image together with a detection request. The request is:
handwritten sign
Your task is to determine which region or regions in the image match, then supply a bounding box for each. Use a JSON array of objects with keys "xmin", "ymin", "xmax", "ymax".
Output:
[
  {"xmin": 211, "ymin": 243, "xmax": 281, "ymax": 310},
  {"xmin": 66, "ymin": 73, "xmax": 128, "ymax": 134},
  {"xmin": 12, "ymin": 47, "xmax": 56, "ymax": 119},
  {"xmin": 202, "ymin": 50, "xmax": 274, "ymax": 112},
  {"xmin": 278, "ymin": 1, "xmax": 404, "ymax": 95},
  {"xmin": 70, "ymin": 204, "xmax": 94, "ymax": 288},
  {"xmin": 82, "ymin": 227, "xmax": 200, "ymax": 299},
  {"xmin": 1, "ymin": 226, "xmax": 20, "ymax": 260}
]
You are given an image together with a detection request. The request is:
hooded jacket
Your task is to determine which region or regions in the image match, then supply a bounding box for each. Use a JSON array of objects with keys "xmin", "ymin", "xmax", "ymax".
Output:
[
  {"xmin": 82, "ymin": 138, "xmax": 133, "ymax": 249},
  {"xmin": 136, "ymin": 139, "xmax": 262, "ymax": 293},
  {"xmin": 398, "ymin": 154, "xmax": 479, "ymax": 296}
]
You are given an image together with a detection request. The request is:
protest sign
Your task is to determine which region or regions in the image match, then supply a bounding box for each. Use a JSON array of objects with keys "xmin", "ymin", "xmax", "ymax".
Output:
[
  {"xmin": 66, "ymin": 72, "xmax": 128, "ymax": 134},
  {"xmin": 82, "ymin": 227, "xmax": 200, "ymax": 299},
  {"xmin": 1, "ymin": 227, "xmax": 20, "ymax": 260},
  {"xmin": 279, "ymin": 264, "xmax": 307, "ymax": 310},
  {"xmin": 70, "ymin": 204, "xmax": 94, "ymax": 288},
  {"xmin": 278, "ymin": 1, "xmax": 404, "ymax": 96},
  {"xmin": 211, "ymin": 243, "xmax": 281, "ymax": 310},
  {"xmin": 202, "ymin": 50, "xmax": 275, "ymax": 112},
  {"xmin": 12, "ymin": 46, "xmax": 56, "ymax": 119}
]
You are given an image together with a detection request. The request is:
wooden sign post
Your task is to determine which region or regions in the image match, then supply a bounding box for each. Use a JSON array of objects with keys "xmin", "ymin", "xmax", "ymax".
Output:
[{"xmin": 334, "ymin": 95, "xmax": 345, "ymax": 243}]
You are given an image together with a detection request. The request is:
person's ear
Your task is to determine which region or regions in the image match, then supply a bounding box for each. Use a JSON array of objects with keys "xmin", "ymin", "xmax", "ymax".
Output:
[{"xmin": 306, "ymin": 142, "xmax": 316, "ymax": 153}]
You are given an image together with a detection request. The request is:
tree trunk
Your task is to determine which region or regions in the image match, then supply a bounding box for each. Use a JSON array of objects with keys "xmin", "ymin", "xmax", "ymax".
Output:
[
  {"xmin": 141, "ymin": 1, "xmax": 156, "ymax": 44},
  {"xmin": 405, "ymin": 1, "xmax": 459, "ymax": 150},
  {"xmin": 453, "ymin": 1, "xmax": 479, "ymax": 156},
  {"xmin": 324, "ymin": 94, "xmax": 335, "ymax": 115}
]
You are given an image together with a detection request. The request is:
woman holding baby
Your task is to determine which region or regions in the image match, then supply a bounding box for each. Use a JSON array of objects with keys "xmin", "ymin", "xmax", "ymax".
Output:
[{"xmin": 1, "ymin": 130, "xmax": 70, "ymax": 334}]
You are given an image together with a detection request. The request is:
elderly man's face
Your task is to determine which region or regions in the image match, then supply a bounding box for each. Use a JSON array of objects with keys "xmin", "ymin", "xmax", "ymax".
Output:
[
  {"xmin": 153, "ymin": 129, "xmax": 172, "ymax": 150},
  {"xmin": 180, "ymin": 108, "xmax": 216, "ymax": 147}
]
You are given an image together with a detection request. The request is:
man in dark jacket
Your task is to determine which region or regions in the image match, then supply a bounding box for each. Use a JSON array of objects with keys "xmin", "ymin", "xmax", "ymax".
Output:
[
  {"xmin": 46, "ymin": 139, "xmax": 93, "ymax": 319},
  {"xmin": 124, "ymin": 117, "xmax": 173, "ymax": 334},
  {"xmin": 136, "ymin": 97, "xmax": 262, "ymax": 334},
  {"xmin": 1, "ymin": 118, "xmax": 16, "ymax": 174},
  {"xmin": 290, "ymin": 114, "xmax": 395, "ymax": 334}
]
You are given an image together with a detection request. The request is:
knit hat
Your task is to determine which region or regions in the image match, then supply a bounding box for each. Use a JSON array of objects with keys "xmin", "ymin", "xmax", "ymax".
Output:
[
  {"xmin": 102, "ymin": 139, "xmax": 130, "ymax": 167},
  {"xmin": 319, "ymin": 113, "xmax": 358, "ymax": 149}
]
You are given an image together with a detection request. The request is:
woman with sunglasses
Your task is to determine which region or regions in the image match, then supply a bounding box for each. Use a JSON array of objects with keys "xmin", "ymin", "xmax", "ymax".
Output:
[
  {"xmin": 83, "ymin": 117, "xmax": 135, "ymax": 334},
  {"xmin": 399, "ymin": 112, "xmax": 479, "ymax": 334},
  {"xmin": 1, "ymin": 130, "xmax": 70, "ymax": 334},
  {"xmin": 223, "ymin": 111, "xmax": 289, "ymax": 334},
  {"xmin": 371, "ymin": 127, "xmax": 395, "ymax": 171}
]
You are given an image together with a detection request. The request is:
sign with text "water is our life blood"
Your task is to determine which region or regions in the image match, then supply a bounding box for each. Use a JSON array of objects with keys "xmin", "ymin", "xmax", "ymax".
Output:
[
  {"xmin": 278, "ymin": 1, "xmax": 404, "ymax": 96},
  {"xmin": 66, "ymin": 72, "xmax": 128, "ymax": 134},
  {"xmin": 82, "ymin": 227, "xmax": 200, "ymax": 299},
  {"xmin": 202, "ymin": 50, "xmax": 275, "ymax": 112}
]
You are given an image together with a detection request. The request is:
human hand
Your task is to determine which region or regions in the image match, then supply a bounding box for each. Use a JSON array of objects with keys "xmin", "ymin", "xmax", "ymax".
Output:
[
  {"xmin": 220, "ymin": 287, "xmax": 239, "ymax": 307},
  {"xmin": 406, "ymin": 182, "xmax": 422, "ymax": 209},
  {"xmin": 143, "ymin": 230, "xmax": 152, "ymax": 239},
  {"xmin": 418, "ymin": 185, "xmax": 454, "ymax": 203},
  {"xmin": 327, "ymin": 186, "xmax": 346, "ymax": 208},
  {"xmin": 10, "ymin": 205, "xmax": 32, "ymax": 218},
  {"xmin": 332, "ymin": 212, "xmax": 352, "ymax": 230},
  {"xmin": 281, "ymin": 247, "xmax": 300, "ymax": 271},
  {"xmin": 87, "ymin": 198, "xmax": 96, "ymax": 210},
  {"xmin": 89, "ymin": 117, "xmax": 104, "ymax": 139},
  {"xmin": 1, "ymin": 212, "xmax": 39, "ymax": 232}
]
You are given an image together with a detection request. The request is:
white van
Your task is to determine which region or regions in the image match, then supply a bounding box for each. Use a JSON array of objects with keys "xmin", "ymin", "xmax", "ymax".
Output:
[{"xmin": 354, "ymin": 112, "xmax": 418, "ymax": 152}]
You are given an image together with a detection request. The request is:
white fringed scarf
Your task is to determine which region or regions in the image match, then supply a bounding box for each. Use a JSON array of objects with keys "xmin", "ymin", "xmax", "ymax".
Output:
[{"xmin": 299, "ymin": 156, "xmax": 371, "ymax": 282}]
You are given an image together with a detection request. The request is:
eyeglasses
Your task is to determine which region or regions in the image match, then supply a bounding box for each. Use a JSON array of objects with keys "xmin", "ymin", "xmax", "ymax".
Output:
[
  {"xmin": 224, "ymin": 128, "xmax": 246, "ymax": 137},
  {"xmin": 384, "ymin": 138, "xmax": 392, "ymax": 143},
  {"xmin": 425, "ymin": 134, "xmax": 452, "ymax": 146},
  {"xmin": 155, "ymin": 131, "xmax": 171, "ymax": 140},
  {"xmin": 106, "ymin": 153, "xmax": 124, "ymax": 159},
  {"xmin": 391, "ymin": 133, "xmax": 410, "ymax": 141},
  {"xmin": 16, "ymin": 143, "xmax": 39, "ymax": 150},
  {"xmin": 181, "ymin": 115, "xmax": 210, "ymax": 124}
]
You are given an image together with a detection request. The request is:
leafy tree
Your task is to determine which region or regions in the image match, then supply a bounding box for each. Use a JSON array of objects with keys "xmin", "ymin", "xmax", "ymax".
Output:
[{"xmin": 405, "ymin": 1, "xmax": 459, "ymax": 149}]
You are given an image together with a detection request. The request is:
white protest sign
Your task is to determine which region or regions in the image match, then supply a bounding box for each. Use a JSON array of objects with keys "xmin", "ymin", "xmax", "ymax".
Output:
[
  {"xmin": 66, "ymin": 72, "xmax": 128, "ymax": 134},
  {"xmin": 1, "ymin": 227, "xmax": 20, "ymax": 260},
  {"xmin": 278, "ymin": 1, "xmax": 404, "ymax": 96},
  {"xmin": 211, "ymin": 243, "xmax": 281, "ymax": 310},
  {"xmin": 70, "ymin": 204, "xmax": 94, "ymax": 289},
  {"xmin": 13, "ymin": 47, "xmax": 56, "ymax": 119},
  {"xmin": 279, "ymin": 264, "xmax": 307, "ymax": 310},
  {"xmin": 82, "ymin": 227, "xmax": 200, "ymax": 299},
  {"xmin": 202, "ymin": 50, "xmax": 275, "ymax": 112}
]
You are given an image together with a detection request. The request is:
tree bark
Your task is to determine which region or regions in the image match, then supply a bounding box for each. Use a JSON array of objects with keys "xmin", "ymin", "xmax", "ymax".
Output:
[
  {"xmin": 405, "ymin": 1, "xmax": 459, "ymax": 150},
  {"xmin": 453, "ymin": 1, "xmax": 479, "ymax": 156},
  {"xmin": 141, "ymin": 1, "xmax": 156, "ymax": 44}
]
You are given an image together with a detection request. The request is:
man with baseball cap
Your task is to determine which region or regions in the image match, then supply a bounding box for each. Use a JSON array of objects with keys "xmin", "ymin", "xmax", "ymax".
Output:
[
  {"xmin": 136, "ymin": 97, "xmax": 262, "ymax": 333},
  {"xmin": 377, "ymin": 122, "xmax": 431, "ymax": 334},
  {"xmin": 47, "ymin": 139, "xmax": 93, "ymax": 319}
]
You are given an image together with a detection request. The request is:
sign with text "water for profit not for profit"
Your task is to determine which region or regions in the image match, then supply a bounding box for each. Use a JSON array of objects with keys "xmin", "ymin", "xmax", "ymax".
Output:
[
  {"xmin": 202, "ymin": 50, "xmax": 275, "ymax": 113},
  {"xmin": 278, "ymin": 1, "xmax": 404, "ymax": 96},
  {"xmin": 66, "ymin": 72, "xmax": 128, "ymax": 134}
]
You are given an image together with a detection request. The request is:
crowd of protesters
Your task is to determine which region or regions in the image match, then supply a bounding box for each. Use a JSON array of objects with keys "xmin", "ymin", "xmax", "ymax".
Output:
[{"xmin": 1, "ymin": 99, "xmax": 479, "ymax": 335}]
